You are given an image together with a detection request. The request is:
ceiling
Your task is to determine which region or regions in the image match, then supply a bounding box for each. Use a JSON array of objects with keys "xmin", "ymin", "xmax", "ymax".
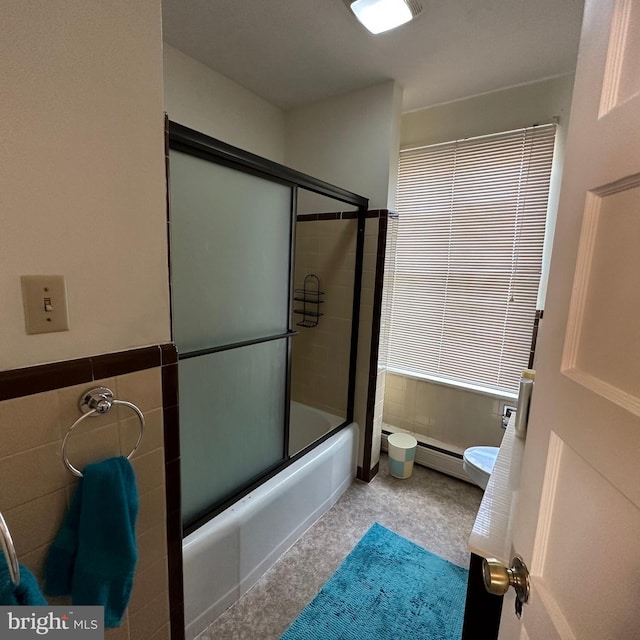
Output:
[{"xmin": 161, "ymin": 0, "xmax": 585, "ymax": 113}]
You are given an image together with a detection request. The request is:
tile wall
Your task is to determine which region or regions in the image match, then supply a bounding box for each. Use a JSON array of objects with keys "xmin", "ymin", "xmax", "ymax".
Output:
[
  {"xmin": 383, "ymin": 372, "xmax": 509, "ymax": 451},
  {"xmin": 357, "ymin": 214, "xmax": 386, "ymax": 475},
  {"xmin": 290, "ymin": 212, "xmax": 383, "ymax": 479},
  {"xmin": 0, "ymin": 351, "xmax": 175, "ymax": 639},
  {"xmin": 353, "ymin": 215, "xmax": 380, "ymax": 443},
  {"xmin": 291, "ymin": 217, "xmax": 356, "ymax": 418},
  {"xmin": 366, "ymin": 213, "xmax": 398, "ymax": 474}
]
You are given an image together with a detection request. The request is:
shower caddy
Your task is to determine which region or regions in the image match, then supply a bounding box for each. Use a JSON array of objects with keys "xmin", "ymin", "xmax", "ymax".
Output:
[{"xmin": 293, "ymin": 273, "xmax": 324, "ymax": 328}]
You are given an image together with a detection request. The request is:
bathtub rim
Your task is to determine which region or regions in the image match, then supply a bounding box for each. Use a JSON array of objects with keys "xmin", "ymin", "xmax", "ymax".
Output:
[{"xmin": 183, "ymin": 408, "xmax": 353, "ymax": 537}]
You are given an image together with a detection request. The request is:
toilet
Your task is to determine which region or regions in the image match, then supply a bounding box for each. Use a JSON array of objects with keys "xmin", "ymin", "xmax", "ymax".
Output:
[{"xmin": 463, "ymin": 446, "xmax": 499, "ymax": 490}]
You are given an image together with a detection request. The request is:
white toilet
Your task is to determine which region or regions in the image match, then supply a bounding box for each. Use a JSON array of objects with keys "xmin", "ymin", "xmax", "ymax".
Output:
[{"xmin": 463, "ymin": 446, "xmax": 499, "ymax": 490}]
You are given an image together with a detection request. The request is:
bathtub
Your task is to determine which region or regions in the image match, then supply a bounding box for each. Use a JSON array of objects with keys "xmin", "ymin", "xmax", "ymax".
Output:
[
  {"xmin": 182, "ymin": 405, "xmax": 358, "ymax": 639},
  {"xmin": 288, "ymin": 401, "xmax": 345, "ymax": 455}
]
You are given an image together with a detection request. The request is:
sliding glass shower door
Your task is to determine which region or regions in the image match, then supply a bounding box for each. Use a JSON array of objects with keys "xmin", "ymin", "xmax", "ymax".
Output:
[{"xmin": 169, "ymin": 148, "xmax": 293, "ymax": 528}]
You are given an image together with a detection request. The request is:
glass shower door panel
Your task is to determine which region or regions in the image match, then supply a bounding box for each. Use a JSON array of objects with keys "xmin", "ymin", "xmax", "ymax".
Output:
[
  {"xmin": 169, "ymin": 149, "xmax": 292, "ymax": 352},
  {"xmin": 179, "ymin": 339, "xmax": 288, "ymax": 525}
]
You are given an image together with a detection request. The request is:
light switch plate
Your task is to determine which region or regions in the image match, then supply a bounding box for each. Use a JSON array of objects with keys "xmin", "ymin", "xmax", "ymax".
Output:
[{"xmin": 21, "ymin": 275, "xmax": 70, "ymax": 334}]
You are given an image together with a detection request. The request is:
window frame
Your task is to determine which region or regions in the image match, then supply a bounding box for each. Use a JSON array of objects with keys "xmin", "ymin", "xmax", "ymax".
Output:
[{"xmin": 389, "ymin": 124, "xmax": 557, "ymax": 396}]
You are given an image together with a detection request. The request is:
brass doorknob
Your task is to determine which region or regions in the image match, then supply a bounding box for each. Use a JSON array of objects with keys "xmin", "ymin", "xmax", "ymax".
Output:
[{"xmin": 482, "ymin": 556, "xmax": 530, "ymax": 601}]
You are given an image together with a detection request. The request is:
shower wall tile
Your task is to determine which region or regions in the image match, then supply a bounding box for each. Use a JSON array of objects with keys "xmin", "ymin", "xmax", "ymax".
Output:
[
  {"xmin": 0, "ymin": 391, "xmax": 61, "ymax": 456},
  {"xmin": 383, "ymin": 372, "xmax": 507, "ymax": 450},
  {"xmin": 132, "ymin": 447, "xmax": 166, "ymax": 497},
  {"xmin": 103, "ymin": 618, "xmax": 130, "ymax": 640},
  {"xmin": 4, "ymin": 489, "xmax": 67, "ymax": 558},
  {"xmin": 63, "ymin": 421, "xmax": 121, "ymax": 472},
  {"xmin": 91, "ymin": 347, "xmax": 161, "ymax": 380},
  {"xmin": 121, "ymin": 407, "xmax": 164, "ymax": 453},
  {"xmin": 291, "ymin": 218, "xmax": 357, "ymax": 421},
  {"xmin": 374, "ymin": 370, "xmax": 386, "ymax": 406},
  {"xmin": 386, "ymin": 373, "xmax": 404, "ymax": 391},
  {"xmin": 151, "ymin": 624, "xmax": 172, "ymax": 640},
  {"xmin": 0, "ymin": 442, "xmax": 68, "ymax": 511},
  {"xmin": 20, "ymin": 545, "xmax": 49, "ymax": 582},
  {"xmin": 0, "ymin": 359, "xmax": 93, "ymax": 402},
  {"xmin": 137, "ymin": 522, "xmax": 169, "ymax": 576},
  {"xmin": 362, "ymin": 247, "xmax": 378, "ymax": 273},
  {"xmin": 137, "ymin": 485, "xmax": 168, "ymax": 535},
  {"xmin": 0, "ymin": 350, "xmax": 173, "ymax": 640},
  {"xmin": 130, "ymin": 589, "xmax": 171, "ymax": 639},
  {"xmin": 293, "ymin": 212, "xmax": 386, "ymax": 478},
  {"xmin": 116, "ymin": 366, "xmax": 163, "ymax": 414}
]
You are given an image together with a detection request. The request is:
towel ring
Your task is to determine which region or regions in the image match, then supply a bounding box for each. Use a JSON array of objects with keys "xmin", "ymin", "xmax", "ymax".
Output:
[
  {"xmin": 0, "ymin": 510, "xmax": 20, "ymax": 586},
  {"xmin": 62, "ymin": 387, "xmax": 145, "ymax": 478}
]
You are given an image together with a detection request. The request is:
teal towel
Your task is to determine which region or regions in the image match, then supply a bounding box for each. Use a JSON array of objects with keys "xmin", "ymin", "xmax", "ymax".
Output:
[
  {"xmin": 45, "ymin": 456, "xmax": 138, "ymax": 627},
  {"xmin": 0, "ymin": 553, "xmax": 47, "ymax": 606}
]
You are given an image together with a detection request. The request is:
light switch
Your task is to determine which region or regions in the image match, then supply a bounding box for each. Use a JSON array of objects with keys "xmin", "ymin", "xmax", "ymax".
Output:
[{"xmin": 21, "ymin": 275, "xmax": 70, "ymax": 334}]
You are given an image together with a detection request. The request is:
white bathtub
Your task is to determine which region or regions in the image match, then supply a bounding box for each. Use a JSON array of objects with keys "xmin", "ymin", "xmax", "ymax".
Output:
[
  {"xmin": 288, "ymin": 401, "xmax": 345, "ymax": 455},
  {"xmin": 182, "ymin": 406, "xmax": 358, "ymax": 639}
]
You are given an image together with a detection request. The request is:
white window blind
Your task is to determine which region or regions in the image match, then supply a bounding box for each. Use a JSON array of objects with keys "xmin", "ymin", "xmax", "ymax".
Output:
[{"xmin": 390, "ymin": 124, "xmax": 556, "ymax": 395}]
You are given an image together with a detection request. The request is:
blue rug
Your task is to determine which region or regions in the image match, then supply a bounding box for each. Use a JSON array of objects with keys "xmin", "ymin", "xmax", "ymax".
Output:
[{"xmin": 280, "ymin": 523, "xmax": 468, "ymax": 640}]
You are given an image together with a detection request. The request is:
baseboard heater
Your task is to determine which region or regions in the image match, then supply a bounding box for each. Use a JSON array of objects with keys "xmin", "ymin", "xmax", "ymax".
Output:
[{"xmin": 381, "ymin": 429, "xmax": 472, "ymax": 484}]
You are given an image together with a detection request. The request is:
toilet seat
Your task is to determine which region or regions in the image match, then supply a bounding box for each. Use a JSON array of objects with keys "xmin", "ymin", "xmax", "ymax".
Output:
[{"xmin": 463, "ymin": 446, "xmax": 499, "ymax": 490}]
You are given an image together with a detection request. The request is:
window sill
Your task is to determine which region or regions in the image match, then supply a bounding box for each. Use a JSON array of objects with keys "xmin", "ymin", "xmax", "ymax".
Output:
[{"xmin": 385, "ymin": 366, "xmax": 517, "ymax": 401}]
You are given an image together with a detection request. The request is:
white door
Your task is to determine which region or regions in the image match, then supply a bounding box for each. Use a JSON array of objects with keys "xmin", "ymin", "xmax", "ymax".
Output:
[{"xmin": 498, "ymin": 0, "xmax": 640, "ymax": 638}]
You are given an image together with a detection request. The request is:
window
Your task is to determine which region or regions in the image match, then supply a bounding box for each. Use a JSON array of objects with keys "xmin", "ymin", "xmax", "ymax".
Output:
[{"xmin": 389, "ymin": 125, "xmax": 556, "ymax": 395}]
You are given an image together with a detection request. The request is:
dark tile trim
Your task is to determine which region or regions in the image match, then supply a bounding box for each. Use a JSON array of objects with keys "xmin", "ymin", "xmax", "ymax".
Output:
[
  {"xmin": 162, "ymin": 405, "xmax": 180, "ymax": 462},
  {"xmin": 160, "ymin": 342, "xmax": 178, "ymax": 365},
  {"xmin": 0, "ymin": 359, "xmax": 93, "ymax": 402},
  {"xmin": 161, "ymin": 347, "xmax": 184, "ymax": 640},
  {"xmin": 346, "ymin": 208, "xmax": 367, "ymax": 426},
  {"xmin": 461, "ymin": 553, "xmax": 503, "ymax": 640},
  {"xmin": 356, "ymin": 461, "xmax": 379, "ymax": 482},
  {"xmin": 360, "ymin": 216, "xmax": 388, "ymax": 483},
  {"xmin": 170, "ymin": 602, "xmax": 185, "ymax": 640},
  {"xmin": 0, "ymin": 344, "xmax": 178, "ymax": 402},
  {"xmin": 163, "ymin": 457, "xmax": 184, "ymax": 640},
  {"xmin": 296, "ymin": 212, "xmax": 341, "ymax": 221},
  {"xmin": 165, "ymin": 113, "xmax": 176, "ymax": 346},
  {"xmin": 528, "ymin": 309, "xmax": 544, "ymax": 369},
  {"xmin": 91, "ymin": 346, "xmax": 160, "ymax": 379},
  {"xmin": 296, "ymin": 209, "xmax": 386, "ymax": 222},
  {"xmin": 161, "ymin": 364, "xmax": 179, "ymax": 410}
]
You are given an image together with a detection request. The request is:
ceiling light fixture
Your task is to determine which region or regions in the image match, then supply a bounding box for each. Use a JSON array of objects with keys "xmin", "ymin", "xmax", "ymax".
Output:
[{"xmin": 350, "ymin": 0, "xmax": 417, "ymax": 35}]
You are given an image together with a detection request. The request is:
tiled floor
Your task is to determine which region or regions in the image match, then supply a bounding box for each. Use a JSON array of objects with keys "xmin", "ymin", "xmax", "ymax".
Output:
[{"xmin": 196, "ymin": 454, "xmax": 483, "ymax": 640}]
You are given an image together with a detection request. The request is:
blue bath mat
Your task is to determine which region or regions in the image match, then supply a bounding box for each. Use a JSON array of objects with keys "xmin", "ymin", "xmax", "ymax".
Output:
[{"xmin": 280, "ymin": 523, "xmax": 468, "ymax": 640}]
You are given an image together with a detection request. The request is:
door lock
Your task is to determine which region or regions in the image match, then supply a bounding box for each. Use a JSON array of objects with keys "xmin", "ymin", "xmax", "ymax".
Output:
[{"xmin": 482, "ymin": 556, "xmax": 530, "ymax": 618}]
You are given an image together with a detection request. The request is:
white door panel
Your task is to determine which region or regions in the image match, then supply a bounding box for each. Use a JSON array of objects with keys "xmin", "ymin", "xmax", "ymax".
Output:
[{"xmin": 499, "ymin": 0, "xmax": 640, "ymax": 637}]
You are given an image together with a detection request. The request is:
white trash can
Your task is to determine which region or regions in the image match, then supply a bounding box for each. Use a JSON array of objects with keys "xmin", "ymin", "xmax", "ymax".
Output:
[{"xmin": 387, "ymin": 433, "xmax": 418, "ymax": 479}]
